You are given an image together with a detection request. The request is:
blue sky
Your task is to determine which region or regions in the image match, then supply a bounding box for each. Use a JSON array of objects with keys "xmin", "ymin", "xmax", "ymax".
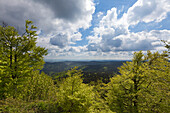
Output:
[{"xmin": 0, "ymin": 0, "xmax": 170, "ymax": 61}]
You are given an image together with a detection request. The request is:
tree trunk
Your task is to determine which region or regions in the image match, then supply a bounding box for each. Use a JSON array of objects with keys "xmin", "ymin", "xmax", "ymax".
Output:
[{"xmin": 133, "ymin": 75, "xmax": 138, "ymax": 113}]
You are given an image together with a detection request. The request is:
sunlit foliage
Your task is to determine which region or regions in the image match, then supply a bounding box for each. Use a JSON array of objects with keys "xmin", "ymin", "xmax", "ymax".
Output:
[
  {"xmin": 0, "ymin": 20, "xmax": 169, "ymax": 113},
  {"xmin": 106, "ymin": 51, "xmax": 170, "ymax": 113},
  {"xmin": 0, "ymin": 20, "xmax": 47, "ymax": 99}
]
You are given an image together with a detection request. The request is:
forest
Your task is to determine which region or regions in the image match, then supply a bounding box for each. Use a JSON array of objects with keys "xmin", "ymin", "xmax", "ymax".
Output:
[
  {"xmin": 42, "ymin": 61, "xmax": 126, "ymax": 83},
  {"xmin": 0, "ymin": 20, "xmax": 170, "ymax": 113}
]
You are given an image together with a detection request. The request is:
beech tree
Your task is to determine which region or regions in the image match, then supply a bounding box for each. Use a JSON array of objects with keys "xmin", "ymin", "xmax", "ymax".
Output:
[
  {"xmin": 56, "ymin": 67, "xmax": 96, "ymax": 112},
  {"xmin": 106, "ymin": 51, "xmax": 170, "ymax": 113},
  {"xmin": 162, "ymin": 40, "xmax": 170, "ymax": 59},
  {"xmin": 0, "ymin": 20, "xmax": 47, "ymax": 99},
  {"xmin": 162, "ymin": 40, "xmax": 170, "ymax": 51},
  {"xmin": 141, "ymin": 51, "xmax": 170, "ymax": 112},
  {"xmin": 22, "ymin": 71, "xmax": 56, "ymax": 101}
]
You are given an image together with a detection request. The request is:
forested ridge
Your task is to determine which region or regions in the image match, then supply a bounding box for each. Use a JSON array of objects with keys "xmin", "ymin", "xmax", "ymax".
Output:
[
  {"xmin": 0, "ymin": 21, "xmax": 170, "ymax": 113},
  {"xmin": 42, "ymin": 61, "xmax": 126, "ymax": 84}
]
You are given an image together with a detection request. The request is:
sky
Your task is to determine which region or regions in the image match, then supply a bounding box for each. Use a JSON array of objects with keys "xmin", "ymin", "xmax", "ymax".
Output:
[{"xmin": 0, "ymin": 0, "xmax": 170, "ymax": 61}]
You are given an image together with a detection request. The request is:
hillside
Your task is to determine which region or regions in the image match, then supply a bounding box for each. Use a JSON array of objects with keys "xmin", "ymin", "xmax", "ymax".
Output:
[
  {"xmin": 42, "ymin": 61, "xmax": 128, "ymax": 74},
  {"xmin": 42, "ymin": 61, "xmax": 128, "ymax": 83}
]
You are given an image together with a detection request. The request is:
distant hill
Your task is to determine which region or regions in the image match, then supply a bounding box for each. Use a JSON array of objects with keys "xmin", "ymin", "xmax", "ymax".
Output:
[
  {"xmin": 42, "ymin": 61, "xmax": 128, "ymax": 74},
  {"xmin": 42, "ymin": 61, "xmax": 129, "ymax": 83}
]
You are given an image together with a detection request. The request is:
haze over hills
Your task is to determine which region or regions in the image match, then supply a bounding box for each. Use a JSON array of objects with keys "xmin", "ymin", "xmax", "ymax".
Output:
[{"xmin": 42, "ymin": 60, "xmax": 129, "ymax": 77}]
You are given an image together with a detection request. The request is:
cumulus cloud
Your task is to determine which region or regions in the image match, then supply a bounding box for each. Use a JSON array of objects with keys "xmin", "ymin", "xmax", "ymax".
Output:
[
  {"xmin": 50, "ymin": 34, "xmax": 68, "ymax": 48},
  {"xmin": 0, "ymin": 0, "xmax": 95, "ymax": 48},
  {"xmin": 125, "ymin": 0, "xmax": 170, "ymax": 25},
  {"xmin": 1, "ymin": 0, "xmax": 170, "ymax": 60},
  {"xmin": 87, "ymin": 43, "xmax": 99, "ymax": 51},
  {"xmin": 117, "ymin": 33, "xmax": 154, "ymax": 51},
  {"xmin": 86, "ymin": 0, "xmax": 170, "ymax": 55},
  {"xmin": 68, "ymin": 46, "xmax": 86, "ymax": 53},
  {"xmin": 97, "ymin": 12, "xmax": 104, "ymax": 18},
  {"xmin": 71, "ymin": 32, "xmax": 82, "ymax": 42},
  {"xmin": 86, "ymin": 7, "xmax": 127, "ymax": 52},
  {"xmin": 100, "ymin": 35, "xmax": 122, "ymax": 52},
  {"xmin": 45, "ymin": 0, "xmax": 169, "ymax": 60},
  {"xmin": 85, "ymin": 7, "xmax": 129, "ymax": 52},
  {"xmin": 35, "ymin": 0, "xmax": 94, "ymax": 22},
  {"xmin": 0, "ymin": 0, "xmax": 54, "ymax": 33},
  {"xmin": 117, "ymin": 30, "xmax": 169, "ymax": 52}
]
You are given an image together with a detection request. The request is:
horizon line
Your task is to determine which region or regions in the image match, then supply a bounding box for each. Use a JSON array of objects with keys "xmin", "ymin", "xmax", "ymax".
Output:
[{"xmin": 44, "ymin": 59, "xmax": 132, "ymax": 62}]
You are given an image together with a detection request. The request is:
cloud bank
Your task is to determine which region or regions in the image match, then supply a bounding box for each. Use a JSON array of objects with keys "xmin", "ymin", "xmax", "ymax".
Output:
[
  {"xmin": 0, "ymin": 0, "xmax": 170, "ymax": 60},
  {"xmin": 0, "ymin": 0, "xmax": 95, "ymax": 48},
  {"xmin": 85, "ymin": 0, "xmax": 170, "ymax": 59}
]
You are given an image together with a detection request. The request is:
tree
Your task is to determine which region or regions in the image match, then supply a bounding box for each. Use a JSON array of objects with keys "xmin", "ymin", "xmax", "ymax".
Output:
[
  {"xmin": 141, "ymin": 51, "xmax": 170, "ymax": 112},
  {"xmin": 162, "ymin": 40, "xmax": 170, "ymax": 50},
  {"xmin": 106, "ymin": 51, "xmax": 170, "ymax": 113},
  {"xmin": 22, "ymin": 71, "xmax": 56, "ymax": 101},
  {"xmin": 162, "ymin": 40, "xmax": 170, "ymax": 58},
  {"xmin": 56, "ymin": 67, "xmax": 96, "ymax": 112},
  {"xmin": 0, "ymin": 20, "xmax": 48, "ymax": 99}
]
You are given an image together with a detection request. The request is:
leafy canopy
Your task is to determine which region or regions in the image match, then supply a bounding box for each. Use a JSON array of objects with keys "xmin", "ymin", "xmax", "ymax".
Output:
[{"xmin": 0, "ymin": 20, "xmax": 48, "ymax": 99}]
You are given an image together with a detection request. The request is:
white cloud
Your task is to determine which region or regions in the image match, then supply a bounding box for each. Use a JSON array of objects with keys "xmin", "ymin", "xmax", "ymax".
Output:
[
  {"xmin": 41, "ymin": 0, "xmax": 170, "ymax": 60},
  {"xmin": 125, "ymin": 0, "xmax": 170, "ymax": 25},
  {"xmin": 97, "ymin": 12, "xmax": 104, "ymax": 18},
  {"xmin": 118, "ymin": 5, "xmax": 124, "ymax": 15},
  {"xmin": 86, "ymin": 7, "xmax": 128, "ymax": 52},
  {"xmin": 50, "ymin": 34, "xmax": 68, "ymax": 48},
  {"xmin": 0, "ymin": 0, "xmax": 95, "ymax": 49},
  {"xmin": 71, "ymin": 32, "xmax": 82, "ymax": 42},
  {"xmin": 1, "ymin": 0, "xmax": 170, "ymax": 60},
  {"xmin": 85, "ymin": 0, "xmax": 170, "ymax": 59},
  {"xmin": 49, "ymin": 29, "xmax": 170, "ymax": 60},
  {"xmin": 0, "ymin": 0, "xmax": 55, "ymax": 33}
]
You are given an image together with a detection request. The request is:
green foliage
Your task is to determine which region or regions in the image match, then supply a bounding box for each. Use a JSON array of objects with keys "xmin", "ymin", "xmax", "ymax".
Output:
[
  {"xmin": 56, "ymin": 67, "xmax": 96, "ymax": 113},
  {"xmin": 162, "ymin": 40, "xmax": 170, "ymax": 50},
  {"xmin": 90, "ymin": 79, "xmax": 114, "ymax": 113},
  {"xmin": 106, "ymin": 51, "xmax": 170, "ymax": 113},
  {"xmin": 0, "ymin": 98, "xmax": 59, "ymax": 113},
  {"xmin": 1, "ymin": 20, "xmax": 169, "ymax": 112},
  {"xmin": 162, "ymin": 40, "xmax": 170, "ymax": 58},
  {"xmin": 22, "ymin": 71, "xmax": 56, "ymax": 101},
  {"xmin": 0, "ymin": 20, "xmax": 47, "ymax": 99},
  {"xmin": 141, "ymin": 51, "xmax": 170, "ymax": 112}
]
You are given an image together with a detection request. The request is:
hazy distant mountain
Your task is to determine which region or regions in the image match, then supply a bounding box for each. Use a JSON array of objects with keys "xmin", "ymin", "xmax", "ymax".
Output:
[{"xmin": 42, "ymin": 61, "xmax": 129, "ymax": 75}]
